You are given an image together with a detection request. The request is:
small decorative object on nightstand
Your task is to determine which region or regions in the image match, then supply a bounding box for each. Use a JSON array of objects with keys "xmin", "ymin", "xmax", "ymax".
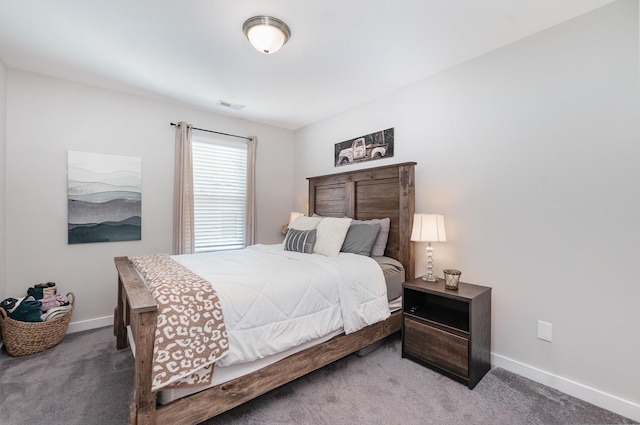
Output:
[
  {"xmin": 402, "ymin": 277, "xmax": 491, "ymax": 389},
  {"xmin": 443, "ymin": 269, "xmax": 461, "ymax": 290},
  {"xmin": 410, "ymin": 213, "xmax": 446, "ymax": 282}
]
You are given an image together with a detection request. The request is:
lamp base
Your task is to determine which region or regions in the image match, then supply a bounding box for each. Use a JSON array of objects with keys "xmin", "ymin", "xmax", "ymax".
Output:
[{"xmin": 421, "ymin": 275, "xmax": 438, "ymax": 282}]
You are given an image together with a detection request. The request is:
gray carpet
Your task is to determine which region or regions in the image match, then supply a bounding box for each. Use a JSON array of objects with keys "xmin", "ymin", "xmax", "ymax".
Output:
[{"xmin": 0, "ymin": 326, "xmax": 635, "ymax": 425}]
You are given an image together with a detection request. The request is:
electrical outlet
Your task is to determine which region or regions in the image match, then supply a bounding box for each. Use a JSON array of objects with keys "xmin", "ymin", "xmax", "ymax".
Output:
[{"xmin": 537, "ymin": 320, "xmax": 552, "ymax": 342}]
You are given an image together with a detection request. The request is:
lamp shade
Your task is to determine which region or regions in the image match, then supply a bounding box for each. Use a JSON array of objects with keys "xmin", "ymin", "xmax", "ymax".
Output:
[
  {"xmin": 411, "ymin": 214, "xmax": 446, "ymax": 242},
  {"xmin": 288, "ymin": 211, "xmax": 305, "ymax": 227},
  {"xmin": 243, "ymin": 16, "xmax": 291, "ymax": 54}
]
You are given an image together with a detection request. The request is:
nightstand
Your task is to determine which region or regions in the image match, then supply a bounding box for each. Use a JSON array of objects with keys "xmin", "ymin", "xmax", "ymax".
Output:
[{"xmin": 402, "ymin": 277, "xmax": 491, "ymax": 389}]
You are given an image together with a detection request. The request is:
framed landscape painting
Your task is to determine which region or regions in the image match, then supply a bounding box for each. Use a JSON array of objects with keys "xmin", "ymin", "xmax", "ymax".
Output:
[{"xmin": 67, "ymin": 151, "xmax": 141, "ymax": 244}]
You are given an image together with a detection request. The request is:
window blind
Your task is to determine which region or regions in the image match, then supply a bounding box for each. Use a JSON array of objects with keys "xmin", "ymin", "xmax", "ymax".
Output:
[{"xmin": 192, "ymin": 135, "xmax": 247, "ymax": 252}]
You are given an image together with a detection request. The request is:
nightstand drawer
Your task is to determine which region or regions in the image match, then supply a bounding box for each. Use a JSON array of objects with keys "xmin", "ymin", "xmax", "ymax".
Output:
[{"xmin": 404, "ymin": 317, "xmax": 469, "ymax": 378}]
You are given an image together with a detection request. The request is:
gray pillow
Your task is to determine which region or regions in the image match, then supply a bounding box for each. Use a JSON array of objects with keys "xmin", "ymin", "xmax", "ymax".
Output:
[
  {"xmin": 352, "ymin": 218, "xmax": 390, "ymax": 257},
  {"xmin": 284, "ymin": 228, "xmax": 317, "ymax": 254},
  {"xmin": 340, "ymin": 223, "xmax": 381, "ymax": 256}
]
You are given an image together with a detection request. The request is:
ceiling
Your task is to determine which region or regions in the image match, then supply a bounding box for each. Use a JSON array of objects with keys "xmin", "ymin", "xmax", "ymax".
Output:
[{"xmin": 0, "ymin": 0, "xmax": 616, "ymax": 130}]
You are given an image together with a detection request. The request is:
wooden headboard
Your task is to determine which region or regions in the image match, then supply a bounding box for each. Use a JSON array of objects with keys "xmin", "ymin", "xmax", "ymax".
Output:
[{"xmin": 307, "ymin": 162, "xmax": 416, "ymax": 281}]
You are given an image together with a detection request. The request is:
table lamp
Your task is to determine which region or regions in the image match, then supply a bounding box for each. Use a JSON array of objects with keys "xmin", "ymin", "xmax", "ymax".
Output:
[
  {"xmin": 410, "ymin": 213, "xmax": 446, "ymax": 281},
  {"xmin": 282, "ymin": 212, "xmax": 305, "ymax": 235}
]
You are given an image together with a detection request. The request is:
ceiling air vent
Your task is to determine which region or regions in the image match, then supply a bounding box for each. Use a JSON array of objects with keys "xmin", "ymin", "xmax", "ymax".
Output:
[{"xmin": 216, "ymin": 100, "xmax": 245, "ymax": 110}]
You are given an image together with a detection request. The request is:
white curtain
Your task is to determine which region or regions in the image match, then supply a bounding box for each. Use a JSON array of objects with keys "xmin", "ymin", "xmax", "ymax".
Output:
[
  {"xmin": 245, "ymin": 136, "xmax": 258, "ymax": 246},
  {"xmin": 173, "ymin": 122, "xmax": 195, "ymax": 254}
]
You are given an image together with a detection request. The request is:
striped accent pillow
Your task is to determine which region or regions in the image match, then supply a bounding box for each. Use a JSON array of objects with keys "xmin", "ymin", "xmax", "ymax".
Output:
[{"xmin": 284, "ymin": 228, "xmax": 317, "ymax": 254}]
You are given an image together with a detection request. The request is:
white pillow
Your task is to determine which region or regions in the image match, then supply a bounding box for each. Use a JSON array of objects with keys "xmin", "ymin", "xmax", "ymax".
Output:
[
  {"xmin": 313, "ymin": 217, "xmax": 353, "ymax": 256},
  {"xmin": 289, "ymin": 216, "xmax": 321, "ymax": 230}
]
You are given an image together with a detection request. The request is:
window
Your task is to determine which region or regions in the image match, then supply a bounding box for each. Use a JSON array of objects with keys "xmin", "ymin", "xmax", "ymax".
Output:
[{"xmin": 192, "ymin": 134, "xmax": 247, "ymax": 252}]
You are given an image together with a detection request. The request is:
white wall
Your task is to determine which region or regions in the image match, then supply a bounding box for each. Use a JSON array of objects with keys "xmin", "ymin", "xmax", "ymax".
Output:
[
  {"xmin": 294, "ymin": 0, "xmax": 640, "ymax": 419},
  {"xmin": 0, "ymin": 58, "xmax": 6, "ymax": 300},
  {"xmin": 5, "ymin": 70, "xmax": 294, "ymax": 329}
]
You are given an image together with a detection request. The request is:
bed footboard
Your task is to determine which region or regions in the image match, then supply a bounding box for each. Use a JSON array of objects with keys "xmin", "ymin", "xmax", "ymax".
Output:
[
  {"xmin": 114, "ymin": 256, "xmax": 159, "ymax": 425},
  {"xmin": 155, "ymin": 310, "xmax": 402, "ymax": 425},
  {"xmin": 114, "ymin": 255, "xmax": 401, "ymax": 425}
]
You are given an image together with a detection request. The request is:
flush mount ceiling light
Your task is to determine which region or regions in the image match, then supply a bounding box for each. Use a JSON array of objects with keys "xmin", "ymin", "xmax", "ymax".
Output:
[{"xmin": 243, "ymin": 16, "xmax": 291, "ymax": 54}]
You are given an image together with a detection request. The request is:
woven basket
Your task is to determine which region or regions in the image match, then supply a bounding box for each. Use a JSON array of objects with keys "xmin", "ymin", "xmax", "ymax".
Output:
[{"xmin": 0, "ymin": 292, "xmax": 75, "ymax": 357}]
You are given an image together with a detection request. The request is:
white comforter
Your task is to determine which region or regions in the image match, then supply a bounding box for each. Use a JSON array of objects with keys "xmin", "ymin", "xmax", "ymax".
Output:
[{"xmin": 172, "ymin": 244, "xmax": 390, "ymax": 367}]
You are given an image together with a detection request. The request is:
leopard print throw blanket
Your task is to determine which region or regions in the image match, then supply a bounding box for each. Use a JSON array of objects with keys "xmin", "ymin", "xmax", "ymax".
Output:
[{"xmin": 131, "ymin": 254, "xmax": 229, "ymax": 392}]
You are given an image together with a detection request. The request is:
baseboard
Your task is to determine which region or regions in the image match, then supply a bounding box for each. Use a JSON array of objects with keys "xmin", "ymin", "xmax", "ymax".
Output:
[
  {"xmin": 492, "ymin": 353, "xmax": 640, "ymax": 422},
  {"xmin": 68, "ymin": 315, "xmax": 113, "ymax": 334}
]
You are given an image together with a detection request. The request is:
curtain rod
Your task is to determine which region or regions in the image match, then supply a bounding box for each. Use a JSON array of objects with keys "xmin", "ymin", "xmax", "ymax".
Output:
[{"xmin": 170, "ymin": 122, "xmax": 252, "ymax": 141}]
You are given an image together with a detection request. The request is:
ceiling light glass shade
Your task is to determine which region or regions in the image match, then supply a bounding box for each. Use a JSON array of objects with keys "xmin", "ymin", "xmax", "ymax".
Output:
[{"xmin": 243, "ymin": 16, "xmax": 291, "ymax": 54}]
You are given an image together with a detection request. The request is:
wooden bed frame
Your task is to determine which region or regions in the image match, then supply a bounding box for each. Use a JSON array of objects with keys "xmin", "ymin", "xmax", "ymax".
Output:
[{"xmin": 114, "ymin": 162, "xmax": 416, "ymax": 425}]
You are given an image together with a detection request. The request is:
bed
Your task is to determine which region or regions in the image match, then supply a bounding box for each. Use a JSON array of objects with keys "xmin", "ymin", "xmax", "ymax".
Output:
[{"xmin": 114, "ymin": 161, "xmax": 416, "ymax": 425}]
